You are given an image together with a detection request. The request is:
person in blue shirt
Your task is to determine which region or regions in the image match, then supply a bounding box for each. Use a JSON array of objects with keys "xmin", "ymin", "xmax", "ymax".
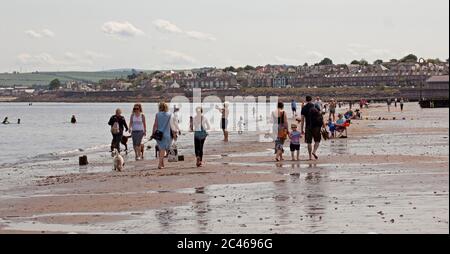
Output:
[
  {"xmin": 335, "ymin": 114, "xmax": 348, "ymax": 138},
  {"xmin": 327, "ymin": 118, "xmax": 336, "ymax": 138},
  {"xmin": 291, "ymin": 99, "xmax": 298, "ymax": 118}
]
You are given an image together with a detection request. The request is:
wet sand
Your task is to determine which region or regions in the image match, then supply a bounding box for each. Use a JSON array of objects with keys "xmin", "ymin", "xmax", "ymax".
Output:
[{"xmin": 0, "ymin": 103, "xmax": 448, "ymax": 234}]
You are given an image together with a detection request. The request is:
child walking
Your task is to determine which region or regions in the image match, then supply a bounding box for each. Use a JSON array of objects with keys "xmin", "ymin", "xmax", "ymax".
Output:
[{"xmin": 289, "ymin": 124, "xmax": 302, "ymax": 161}]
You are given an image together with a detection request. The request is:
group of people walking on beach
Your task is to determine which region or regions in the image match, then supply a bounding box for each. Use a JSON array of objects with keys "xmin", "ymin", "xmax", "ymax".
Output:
[
  {"xmin": 274, "ymin": 96, "xmax": 326, "ymax": 162},
  {"xmin": 108, "ymin": 102, "xmax": 215, "ymax": 169},
  {"xmin": 274, "ymin": 95, "xmax": 368, "ymax": 162}
]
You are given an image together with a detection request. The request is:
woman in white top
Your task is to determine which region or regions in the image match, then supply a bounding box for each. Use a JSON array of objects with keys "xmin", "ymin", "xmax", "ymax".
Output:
[
  {"xmin": 129, "ymin": 103, "xmax": 147, "ymax": 161},
  {"xmin": 193, "ymin": 107, "xmax": 211, "ymax": 167}
]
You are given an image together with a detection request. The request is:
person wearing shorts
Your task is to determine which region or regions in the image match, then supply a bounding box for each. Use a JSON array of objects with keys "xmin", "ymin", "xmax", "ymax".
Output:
[
  {"xmin": 304, "ymin": 126, "xmax": 322, "ymax": 144},
  {"xmin": 300, "ymin": 96, "xmax": 324, "ymax": 161},
  {"xmin": 289, "ymin": 124, "xmax": 301, "ymax": 161},
  {"xmin": 329, "ymin": 99, "xmax": 337, "ymax": 122},
  {"xmin": 217, "ymin": 102, "xmax": 230, "ymax": 142}
]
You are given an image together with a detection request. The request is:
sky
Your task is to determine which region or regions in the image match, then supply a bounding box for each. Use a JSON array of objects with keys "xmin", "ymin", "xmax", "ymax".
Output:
[{"xmin": 0, "ymin": 0, "xmax": 448, "ymax": 72}]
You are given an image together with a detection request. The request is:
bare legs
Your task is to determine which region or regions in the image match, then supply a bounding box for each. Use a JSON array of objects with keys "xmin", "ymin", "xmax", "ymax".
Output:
[
  {"xmin": 330, "ymin": 112, "xmax": 336, "ymax": 122},
  {"xmin": 134, "ymin": 143, "xmax": 145, "ymax": 160},
  {"xmin": 223, "ymin": 130, "xmax": 229, "ymax": 142},
  {"xmin": 307, "ymin": 143, "xmax": 313, "ymax": 160},
  {"xmin": 307, "ymin": 143, "xmax": 320, "ymax": 161},
  {"xmin": 313, "ymin": 143, "xmax": 320, "ymax": 157},
  {"xmin": 158, "ymin": 149, "xmax": 166, "ymax": 169},
  {"xmin": 276, "ymin": 149, "xmax": 284, "ymax": 161},
  {"xmin": 134, "ymin": 146, "xmax": 142, "ymax": 161},
  {"xmin": 291, "ymin": 151, "xmax": 299, "ymax": 161}
]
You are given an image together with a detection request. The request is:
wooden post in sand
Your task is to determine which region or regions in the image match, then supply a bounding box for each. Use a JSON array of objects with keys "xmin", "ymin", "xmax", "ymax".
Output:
[{"xmin": 79, "ymin": 155, "xmax": 88, "ymax": 166}]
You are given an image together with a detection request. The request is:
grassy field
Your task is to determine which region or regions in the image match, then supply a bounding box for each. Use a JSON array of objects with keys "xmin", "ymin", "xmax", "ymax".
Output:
[{"xmin": 0, "ymin": 71, "xmax": 132, "ymax": 87}]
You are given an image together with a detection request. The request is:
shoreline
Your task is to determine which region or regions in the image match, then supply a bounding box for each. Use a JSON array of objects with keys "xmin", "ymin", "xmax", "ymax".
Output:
[{"xmin": 0, "ymin": 103, "xmax": 448, "ymax": 233}]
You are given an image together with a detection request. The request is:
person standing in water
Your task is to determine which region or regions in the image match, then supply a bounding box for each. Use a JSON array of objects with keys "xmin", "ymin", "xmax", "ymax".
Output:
[
  {"xmin": 400, "ymin": 98, "xmax": 405, "ymax": 112},
  {"xmin": 71, "ymin": 115, "xmax": 77, "ymax": 124},
  {"xmin": 17, "ymin": 119, "xmax": 21, "ymax": 124},
  {"xmin": 2, "ymin": 117, "xmax": 10, "ymax": 124},
  {"xmin": 108, "ymin": 108, "xmax": 129, "ymax": 153},
  {"xmin": 216, "ymin": 102, "xmax": 230, "ymax": 142},
  {"xmin": 291, "ymin": 99, "xmax": 298, "ymax": 118},
  {"xmin": 387, "ymin": 98, "xmax": 392, "ymax": 112},
  {"xmin": 129, "ymin": 104, "xmax": 147, "ymax": 161}
]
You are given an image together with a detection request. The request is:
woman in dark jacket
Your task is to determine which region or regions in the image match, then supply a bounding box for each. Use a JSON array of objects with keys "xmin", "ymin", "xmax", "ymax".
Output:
[{"xmin": 108, "ymin": 108, "xmax": 129, "ymax": 153}]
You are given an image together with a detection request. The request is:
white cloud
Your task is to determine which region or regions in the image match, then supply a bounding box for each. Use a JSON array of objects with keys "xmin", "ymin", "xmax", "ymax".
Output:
[
  {"xmin": 25, "ymin": 30, "xmax": 43, "ymax": 38},
  {"xmin": 18, "ymin": 53, "xmax": 59, "ymax": 65},
  {"xmin": 25, "ymin": 29, "xmax": 55, "ymax": 39},
  {"xmin": 64, "ymin": 52, "xmax": 94, "ymax": 65},
  {"xmin": 185, "ymin": 30, "xmax": 216, "ymax": 41},
  {"xmin": 17, "ymin": 51, "xmax": 108, "ymax": 67},
  {"xmin": 41, "ymin": 29, "xmax": 55, "ymax": 38},
  {"xmin": 153, "ymin": 19, "xmax": 183, "ymax": 34},
  {"xmin": 162, "ymin": 50, "xmax": 197, "ymax": 66},
  {"xmin": 102, "ymin": 21, "xmax": 144, "ymax": 38},
  {"xmin": 153, "ymin": 19, "xmax": 216, "ymax": 41},
  {"xmin": 84, "ymin": 50, "xmax": 109, "ymax": 60}
]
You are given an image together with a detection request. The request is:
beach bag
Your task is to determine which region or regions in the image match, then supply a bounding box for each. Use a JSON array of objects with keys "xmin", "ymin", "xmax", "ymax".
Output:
[
  {"xmin": 111, "ymin": 121, "xmax": 120, "ymax": 135},
  {"xmin": 277, "ymin": 111, "xmax": 288, "ymax": 139},
  {"xmin": 321, "ymin": 128, "xmax": 329, "ymax": 140},
  {"xmin": 310, "ymin": 107, "xmax": 324, "ymax": 128},
  {"xmin": 152, "ymin": 113, "xmax": 171, "ymax": 141},
  {"xmin": 277, "ymin": 127, "xmax": 288, "ymax": 139},
  {"xmin": 168, "ymin": 144, "xmax": 178, "ymax": 162}
]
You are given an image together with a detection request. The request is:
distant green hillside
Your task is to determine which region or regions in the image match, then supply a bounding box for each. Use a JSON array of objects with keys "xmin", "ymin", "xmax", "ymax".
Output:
[{"xmin": 0, "ymin": 71, "xmax": 132, "ymax": 87}]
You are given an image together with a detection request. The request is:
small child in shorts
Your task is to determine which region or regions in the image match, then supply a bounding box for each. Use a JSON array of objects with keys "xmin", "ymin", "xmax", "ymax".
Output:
[{"xmin": 289, "ymin": 123, "xmax": 302, "ymax": 161}]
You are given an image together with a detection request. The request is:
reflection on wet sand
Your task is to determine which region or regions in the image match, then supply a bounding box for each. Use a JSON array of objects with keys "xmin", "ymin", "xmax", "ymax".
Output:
[
  {"xmin": 155, "ymin": 208, "xmax": 176, "ymax": 233},
  {"xmin": 194, "ymin": 187, "xmax": 209, "ymax": 233},
  {"xmin": 330, "ymin": 139, "xmax": 349, "ymax": 155},
  {"xmin": 303, "ymin": 165, "xmax": 328, "ymax": 233}
]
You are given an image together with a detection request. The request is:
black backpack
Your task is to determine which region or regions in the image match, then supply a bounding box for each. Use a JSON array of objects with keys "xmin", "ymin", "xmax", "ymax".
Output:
[{"xmin": 309, "ymin": 106, "xmax": 324, "ymax": 128}]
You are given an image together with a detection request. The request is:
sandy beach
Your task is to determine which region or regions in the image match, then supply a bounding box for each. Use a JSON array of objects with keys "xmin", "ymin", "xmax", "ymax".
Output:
[{"xmin": 0, "ymin": 102, "xmax": 448, "ymax": 234}]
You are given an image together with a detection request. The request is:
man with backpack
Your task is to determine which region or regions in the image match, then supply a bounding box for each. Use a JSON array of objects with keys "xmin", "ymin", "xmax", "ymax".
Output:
[
  {"xmin": 108, "ymin": 108, "xmax": 129, "ymax": 153},
  {"xmin": 300, "ymin": 96, "xmax": 325, "ymax": 161}
]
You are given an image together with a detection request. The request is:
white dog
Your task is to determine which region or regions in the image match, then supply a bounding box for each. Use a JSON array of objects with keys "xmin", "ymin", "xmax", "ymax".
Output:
[{"xmin": 112, "ymin": 149, "xmax": 124, "ymax": 172}]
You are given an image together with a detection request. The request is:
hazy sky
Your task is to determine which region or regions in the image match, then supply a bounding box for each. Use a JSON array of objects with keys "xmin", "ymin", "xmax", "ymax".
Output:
[{"xmin": 0, "ymin": 0, "xmax": 448, "ymax": 72}]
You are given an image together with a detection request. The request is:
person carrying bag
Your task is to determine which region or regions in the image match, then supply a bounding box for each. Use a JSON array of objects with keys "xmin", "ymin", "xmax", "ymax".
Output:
[{"xmin": 193, "ymin": 106, "xmax": 210, "ymax": 167}]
